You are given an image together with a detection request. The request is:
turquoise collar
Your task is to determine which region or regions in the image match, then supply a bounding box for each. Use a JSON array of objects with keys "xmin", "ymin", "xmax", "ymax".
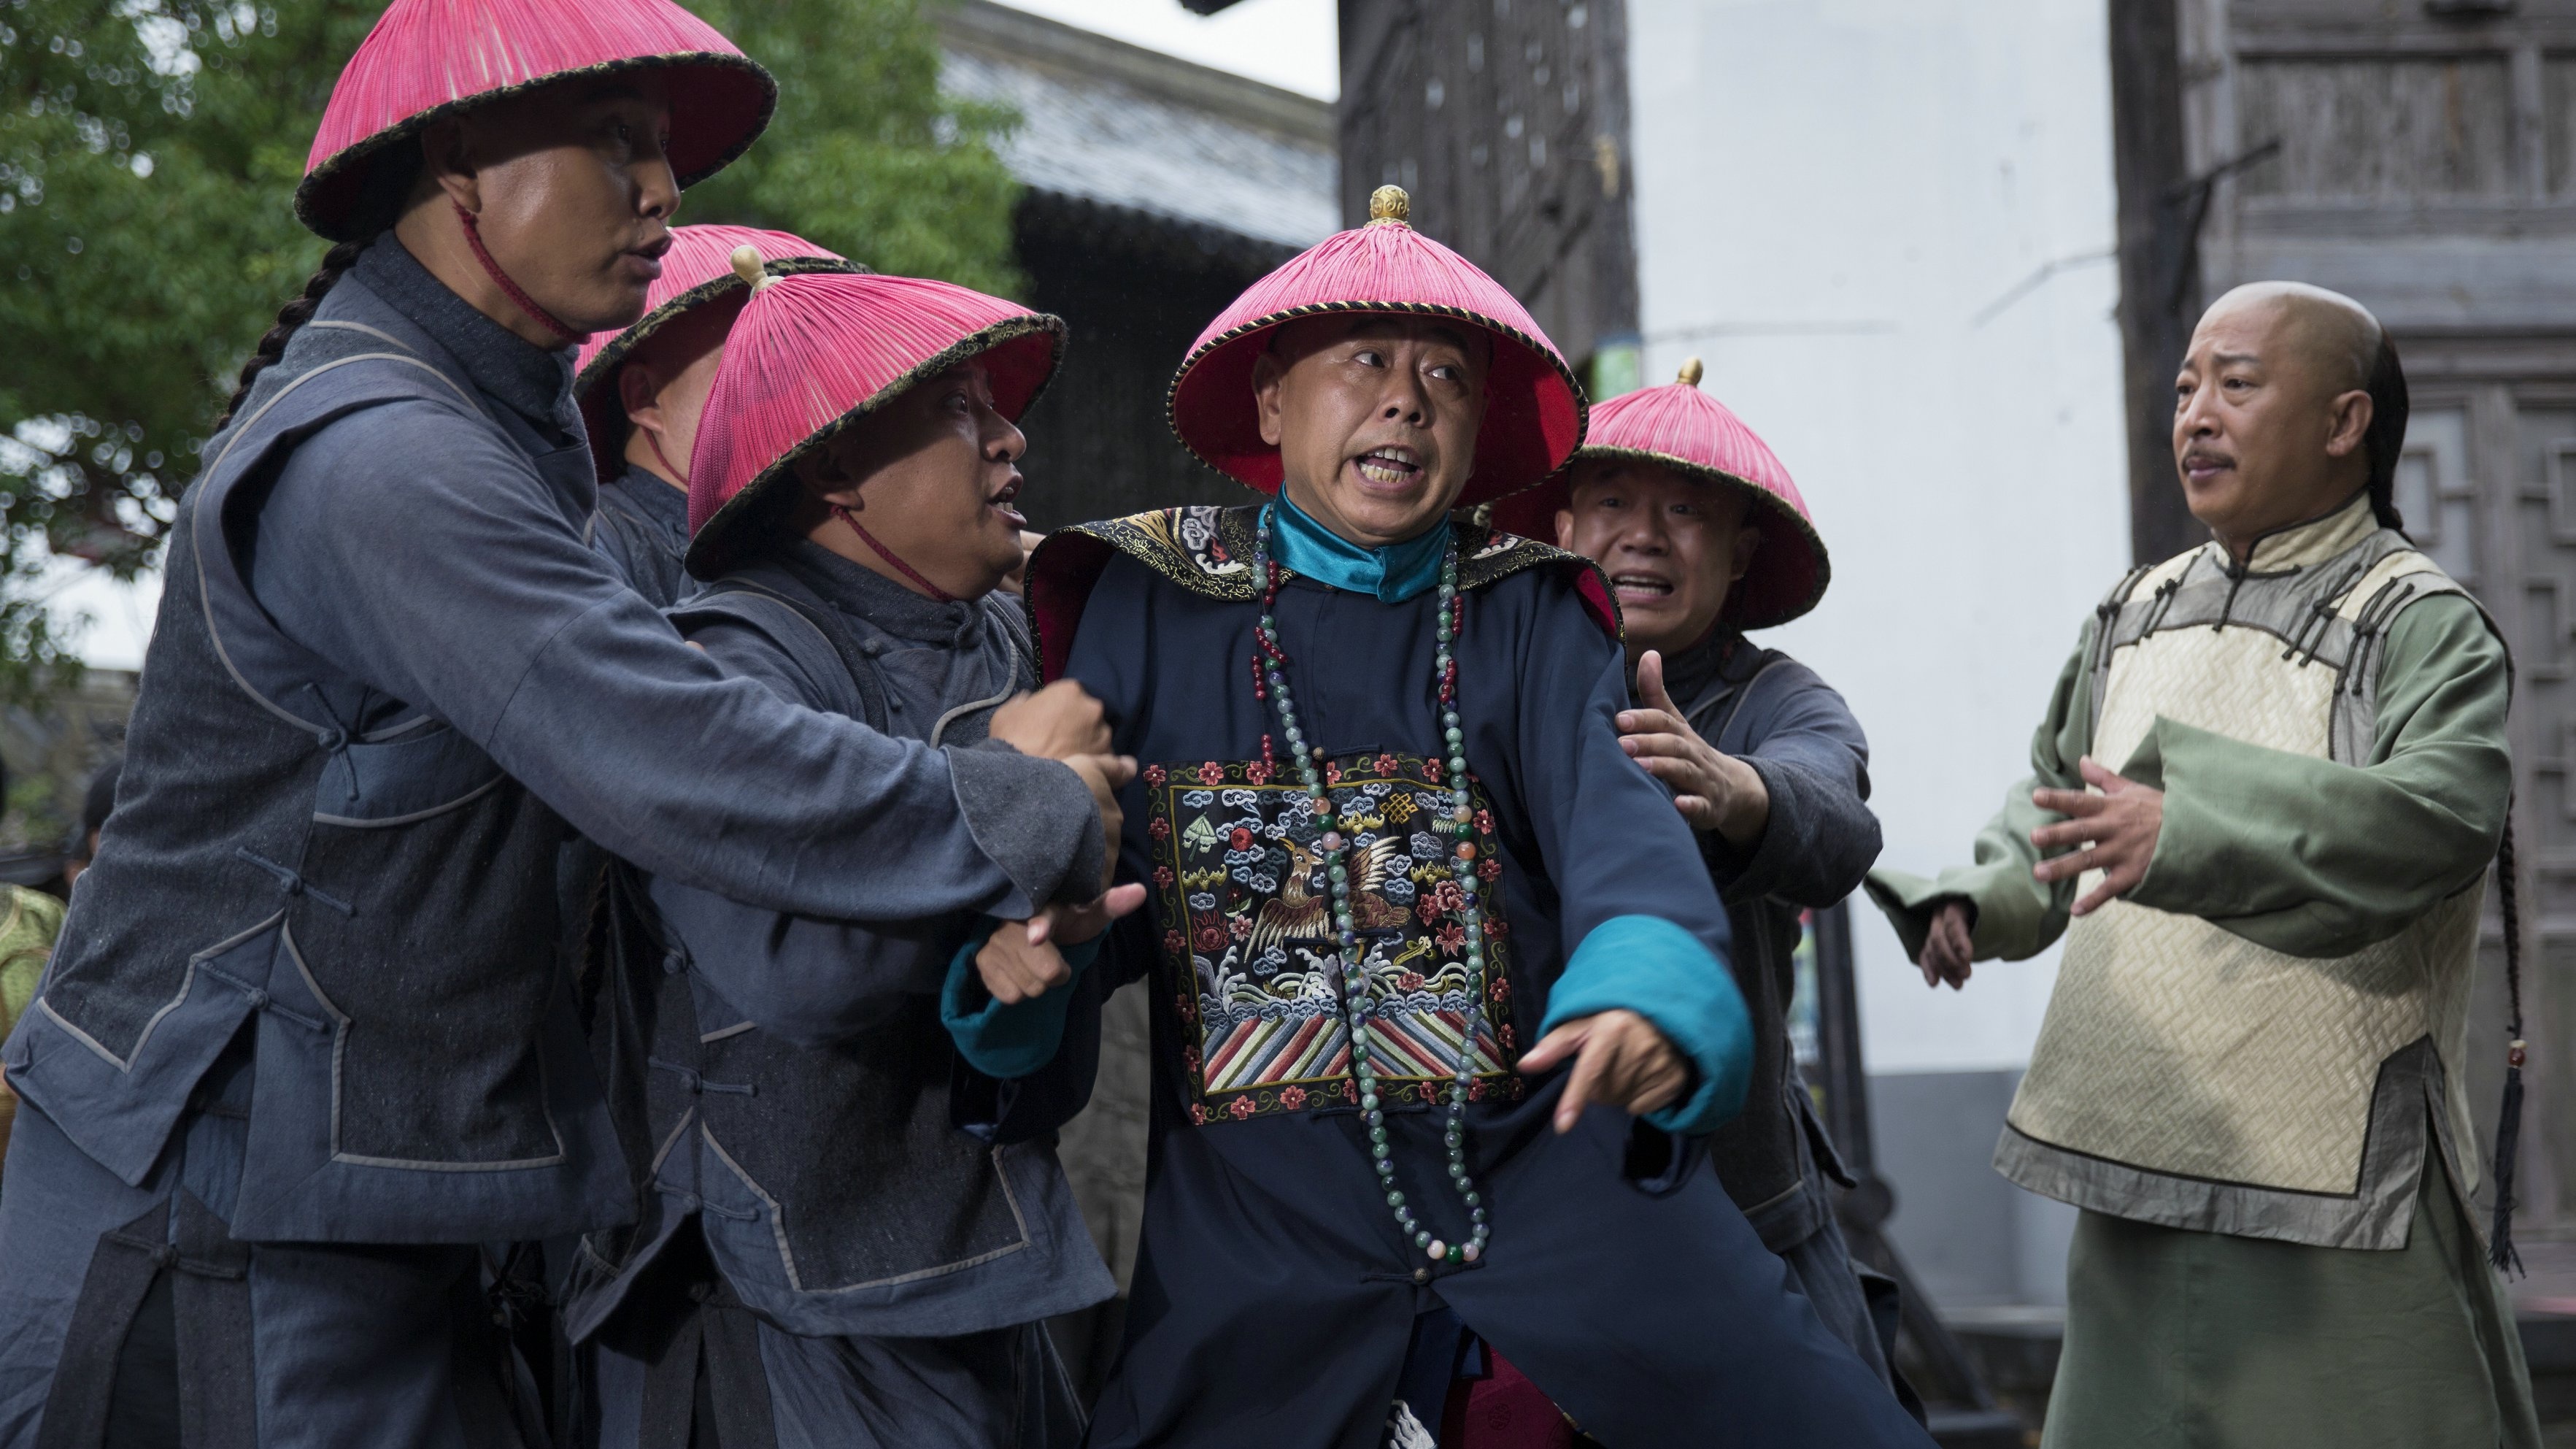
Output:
[{"xmin": 1266, "ymin": 494, "xmax": 1449, "ymax": 603}]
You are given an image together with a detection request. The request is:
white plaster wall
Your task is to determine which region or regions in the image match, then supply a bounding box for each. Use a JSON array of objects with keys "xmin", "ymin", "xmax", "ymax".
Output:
[{"xmin": 1625, "ymin": 0, "xmax": 2130, "ymax": 1073}]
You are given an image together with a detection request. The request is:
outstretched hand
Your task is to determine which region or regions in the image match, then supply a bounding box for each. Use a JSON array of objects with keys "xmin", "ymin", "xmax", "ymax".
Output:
[
  {"xmin": 1025, "ymin": 882, "xmax": 1147, "ymax": 948},
  {"xmin": 979, "ymin": 883, "xmax": 1148, "ymax": 1004},
  {"xmin": 1616, "ymin": 650, "xmax": 1769, "ymax": 847},
  {"xmin": 1516, "ymin": 1008, "xmax": 1689, "ymax": 1133},
  {"xmin": 2028, "ymin": 756, "xmax": 2164, "ymax": 917}
]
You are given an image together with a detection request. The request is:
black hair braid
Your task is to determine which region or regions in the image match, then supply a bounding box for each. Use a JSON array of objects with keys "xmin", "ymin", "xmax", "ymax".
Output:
[
  {"xmin": 213, "ymin": 237, "xmax": 369, "ymax": 431},
  {"xmin": 2489, "ymin": 796, "xmax": 2528, "ymax": 1275},
  {"xmin": 2363, "ymin": 332, "xmax": 2410, "ymax": 532}
]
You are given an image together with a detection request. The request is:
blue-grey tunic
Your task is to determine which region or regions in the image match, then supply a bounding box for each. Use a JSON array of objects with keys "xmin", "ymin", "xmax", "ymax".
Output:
[
  {"xmin": 572, "ymin": 546, "xmax": 1110, "ymax": 1449},
  {"xmin": 0, "ymin": 238, "xmax": 1101, "ymax": 1449},
  {"xmin": 589, "ymin": 461, "xmax": 693, "ymax": 610}
]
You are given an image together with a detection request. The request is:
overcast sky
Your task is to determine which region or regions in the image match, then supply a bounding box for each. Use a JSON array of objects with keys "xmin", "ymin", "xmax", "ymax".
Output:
[{"xmin": 988, "ymin": 0, "xmax": 1338, "ymax": 99}]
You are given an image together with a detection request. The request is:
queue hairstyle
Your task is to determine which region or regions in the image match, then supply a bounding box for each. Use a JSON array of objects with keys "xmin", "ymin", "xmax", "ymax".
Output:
[
  {"xmin": 2362, "ymin": 331, "xmax": 2408, "ymax": 532},
  {"xmin": 214, "ymin": 153, "xmax": 420, "ymax": 431}
]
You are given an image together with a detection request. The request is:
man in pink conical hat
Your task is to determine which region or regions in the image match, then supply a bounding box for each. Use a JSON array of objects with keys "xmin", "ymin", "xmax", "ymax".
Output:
[
  {"xmin": 0, "ymin": 1, "xmax": 1117, "ymax": 1442},
  {"xmin": 562, "ymin": 251, "xmax": 1140, "ymax": 1448},
  {"xmin": 1027, "ymin": 187, "xmax": 1932, "ymax": 1448},
  {"xmin": 571, "ymin": 223, "xmax": 862, "ymax": 607},
  {"xmin": 1493, "ymin": 361, "xmax": 1908, "ymax": 1407}
]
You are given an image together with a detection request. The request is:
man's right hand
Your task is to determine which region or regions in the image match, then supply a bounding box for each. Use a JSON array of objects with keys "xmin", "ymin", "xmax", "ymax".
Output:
[
  {"xmin": 1065, "ymin": 753, "xmax": 1136, "ymax": 894},
  {"xmin": 1919, "ymin": 899, "xmax": 1975, "ymax": 991},
  {"xmin": 990, "ymin": 680, "xmax": 1111, "ymax": 761}
]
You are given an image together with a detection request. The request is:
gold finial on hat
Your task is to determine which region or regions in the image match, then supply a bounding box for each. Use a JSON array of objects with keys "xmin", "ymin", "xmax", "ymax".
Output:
[
  {"xmin": 730, "ymin": 244, "xmax": 774, "ymax": 293},
  {"xmin": 1678, "ymin": 357, "xmax": 1705, "ymax": 388},
  {"xmin": 1368, "ymin": 185, "xmax": 1411, "ymax": 226}
]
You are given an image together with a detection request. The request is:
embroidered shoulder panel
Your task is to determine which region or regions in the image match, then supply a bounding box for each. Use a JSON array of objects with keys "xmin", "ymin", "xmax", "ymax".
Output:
[
  {"xmin": 1061, "ymin": 505, "xmax": 1262, "ymax": 601},
  {"xmin": 1064, "ymin": 504, "xmax": 1606, "ymax": 601},
  {"xmin": 1027, "ymin": 505, "xmax": 1620, "ymax": 680},
  {"xmin": 1141, "ymin": 750, "xmax": 1524, "ymax": 1126}
]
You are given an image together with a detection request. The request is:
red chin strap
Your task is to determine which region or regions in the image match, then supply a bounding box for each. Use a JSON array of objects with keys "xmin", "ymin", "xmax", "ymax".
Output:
[
  {"xmin": 452, "ymin": 202, "xmax": 588, "ymax": 346},
  {"xmin": 833, "ymin": 504, "xmax": 958, "ymax": 604},
  {"xmin": 644, "ymin": 431, "xmax": 690, "ymax": 485}
]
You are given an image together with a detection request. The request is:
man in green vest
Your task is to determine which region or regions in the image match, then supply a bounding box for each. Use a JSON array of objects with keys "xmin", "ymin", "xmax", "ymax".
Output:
[{"xmin": 1868, "ymin": 281, "xmax": 2541, "ymax": 1448}]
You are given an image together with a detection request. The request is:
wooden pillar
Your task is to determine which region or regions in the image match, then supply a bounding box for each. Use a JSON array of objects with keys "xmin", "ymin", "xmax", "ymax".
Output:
[
  {"xmin": 1334, "ymin": 0, "xmax": 1640, "ymax": 383},
  {"xmin": 2108, "ymin": 0, "xmax": 2199, "ymax": 566}
]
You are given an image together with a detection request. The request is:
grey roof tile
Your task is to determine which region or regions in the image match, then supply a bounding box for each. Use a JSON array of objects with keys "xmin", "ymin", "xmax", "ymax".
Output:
[{"xmin": 938, "ymin": 7, "xmax": 1336, "ymax": 252}]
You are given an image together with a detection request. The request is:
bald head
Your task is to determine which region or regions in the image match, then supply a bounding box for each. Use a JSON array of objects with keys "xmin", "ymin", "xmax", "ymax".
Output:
[
  {"xmin": 2172, "ymin": 281, "xmax": 2401, "ymax": 559},
  {"xmin": 2203, "ymin": 282, "xmax": 2382, "ymax": 396}
]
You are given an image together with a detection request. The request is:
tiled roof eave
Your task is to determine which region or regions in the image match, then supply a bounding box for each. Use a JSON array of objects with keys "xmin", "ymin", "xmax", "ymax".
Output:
[{"xmin": 1013, "ymin": 188, "xmax": 1301, "ymax": 277}]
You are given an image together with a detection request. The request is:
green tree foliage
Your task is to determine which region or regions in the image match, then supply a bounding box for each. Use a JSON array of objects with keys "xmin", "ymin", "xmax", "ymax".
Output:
[
  {"xmin": 690, "ymin": 0, "xmax": 1024, "ymax": 299},
  {"xmin": 0, "ymin": 0, "xmax": 360, "ymax": 702},
  {"xmin": 0, "ymin": 0, "xmax": 1018, "ymax": 700}
]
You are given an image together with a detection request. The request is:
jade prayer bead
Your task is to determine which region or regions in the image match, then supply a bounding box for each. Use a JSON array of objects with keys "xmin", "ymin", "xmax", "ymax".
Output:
[{"xmin": 1252, "ymin": 508, "xmax": 1494, "ymax": 1268}]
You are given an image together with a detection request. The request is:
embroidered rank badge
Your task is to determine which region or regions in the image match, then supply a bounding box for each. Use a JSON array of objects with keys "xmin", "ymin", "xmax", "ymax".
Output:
[{"xmin": 1144, "ymin": 753, "xmax": 1521, "ymax": 1125}]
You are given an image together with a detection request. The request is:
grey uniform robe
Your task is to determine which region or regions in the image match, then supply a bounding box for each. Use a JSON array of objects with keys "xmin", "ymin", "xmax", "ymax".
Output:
[
  {"xmin": 0, "ymin": 238, "xmax": 1100, "ymax": 1449},
  {"xmin": 1657, "ymin": 626, "xmax": 1902, "ymax": 1394},
  {"xmin": 589, "ymin": 461, "xmax": 693, "ymax": 611},
  {"xmin": 576, "ymin": 545, "xmax": 1109, "ymax": 1449}
]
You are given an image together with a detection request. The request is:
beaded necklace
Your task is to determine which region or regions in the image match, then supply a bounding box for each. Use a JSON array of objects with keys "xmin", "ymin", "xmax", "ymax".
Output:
[{"xmin": 1249, "ymin": 504, "xmax": 1492, "ymax": 1267}]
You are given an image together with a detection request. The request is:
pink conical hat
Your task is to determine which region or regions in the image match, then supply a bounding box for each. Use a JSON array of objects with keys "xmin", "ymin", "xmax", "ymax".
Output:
[
  {"xmin": 298, "ymin": 0, "xmax": 775, "ymax": 241},
  {"xmin": 1167, "ymin": 185, "xmax": 1585, "ymax": 507},
  {"xmin": 1490, "ymin": 358, "xmax": 1829, "ymax": 629},
  {"xmin": 571, "ymin": 225, "xmax": 859, "ymax": 478},
  {"xmin": 685, "ymin": 256, "xmax": 1065, "ymax": 578}
]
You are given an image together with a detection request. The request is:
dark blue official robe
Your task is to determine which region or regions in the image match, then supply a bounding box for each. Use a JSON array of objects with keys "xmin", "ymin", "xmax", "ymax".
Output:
[{"xmin": 1028, "ymin": 507, "xmax": 1932, "ymax": 1449}]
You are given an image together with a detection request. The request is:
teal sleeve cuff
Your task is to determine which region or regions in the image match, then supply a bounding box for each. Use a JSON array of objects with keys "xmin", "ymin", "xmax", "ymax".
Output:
[
  {"xmin": 940, "ymin": 919, "xmax": 1100, "ymax": 1080},
  {"xmin": 1537, "ymin": 914, "xmax": 1751, "ymax": 1137}
]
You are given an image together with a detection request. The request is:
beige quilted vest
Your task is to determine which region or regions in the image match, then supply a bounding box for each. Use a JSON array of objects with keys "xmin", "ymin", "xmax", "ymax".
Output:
[{"xmin": 1999, "ymin": 497, "xmax": 2487, "ymax": 1249}]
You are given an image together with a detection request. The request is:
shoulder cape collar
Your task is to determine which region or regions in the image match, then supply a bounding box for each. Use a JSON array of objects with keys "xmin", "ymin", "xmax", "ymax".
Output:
[{"xmin": 1025, "ymin": 504, "xmax": 1621, "ymax": 683}]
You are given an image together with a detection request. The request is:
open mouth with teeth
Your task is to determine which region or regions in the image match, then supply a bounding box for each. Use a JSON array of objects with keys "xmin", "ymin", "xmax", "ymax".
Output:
[
  {"xmin": 988, "ymin": 476, "xmax": 1027, "ymax": 529},
  {"xmin": 1351, "ymin": 446, "xmax": 1424, "ymax": 488},
  {"xmin": 1610, "ymin": 571, "xmax": 1675, "ymax": 603}
]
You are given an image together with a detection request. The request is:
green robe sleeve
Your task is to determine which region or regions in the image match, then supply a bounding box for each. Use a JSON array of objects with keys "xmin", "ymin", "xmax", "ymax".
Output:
[
  {"xmin": 2120, "ymin": 592, "xmax": 2509, "ymax": 957},
  {"xmin": 1864, "ymin": 593, "xmax": 2509, "ymax": 966},
  {"xmin": 1863, "ymin": 620, "xmax": 2092, "ymax": 963}
]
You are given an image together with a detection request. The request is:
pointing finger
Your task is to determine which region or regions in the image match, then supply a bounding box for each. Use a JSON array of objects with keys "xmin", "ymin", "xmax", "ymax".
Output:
[
  {"xmin": 1556, "ymin": 1030, "xmax": 1609, "ymax": 1134},
  {"xmin": 1516, "ymin": 1020, "xmax": 1587, "ymax": 1075}
]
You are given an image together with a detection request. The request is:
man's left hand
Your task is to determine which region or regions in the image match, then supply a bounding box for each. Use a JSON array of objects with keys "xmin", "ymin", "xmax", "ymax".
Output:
[
  {"xmin": 2029, "ymin": 756, "xmax": 2164, "ymax": 917},
  {"xmin": 1025, "ymin": 882, "xmax": 1148, "ymax": 948},
  {"xmin": 1616, "ymin": 650, "xmax": 1770, "ymax": 848},
  {"xmin": 1516, "ymin": 1008, "xmax": 1690, "ymax": 1133}
]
